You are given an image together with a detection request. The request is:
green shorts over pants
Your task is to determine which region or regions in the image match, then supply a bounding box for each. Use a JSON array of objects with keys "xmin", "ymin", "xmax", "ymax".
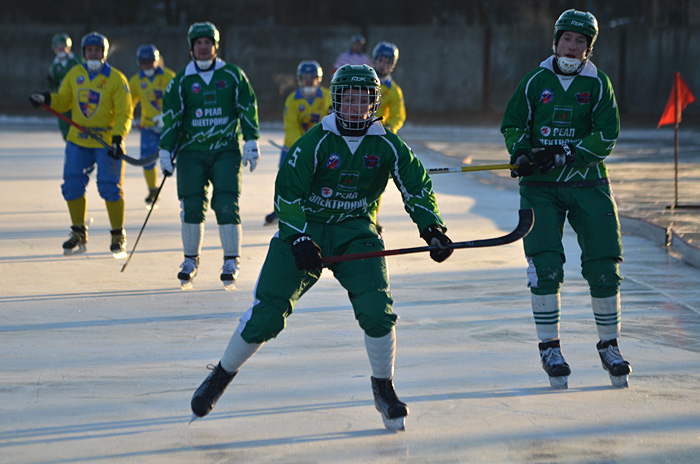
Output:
[
  {"xmin": 520, "ymin": 182, "xmax": 623, "ymax": 298},
  {"xmin": 239, "ymin": 218, "xmax": 396, "ymax": 344},
  {"xmin": 176, "ymin": 147, "xmax": 242, "ymax": 225}
]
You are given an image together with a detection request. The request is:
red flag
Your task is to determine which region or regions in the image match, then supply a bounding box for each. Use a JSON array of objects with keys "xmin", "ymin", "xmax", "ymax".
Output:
[{"xmin": 658, "ymin": 72, "xmax": 696, "ymax": 128}]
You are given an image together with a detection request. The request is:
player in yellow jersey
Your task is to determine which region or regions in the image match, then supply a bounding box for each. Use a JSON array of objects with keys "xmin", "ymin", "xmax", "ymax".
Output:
[
  {"xmin": 264, "ymin": 60, "xmax": 331, "ymax": 226},
  {"xmin": 30, "ymin": 31, "xmax": 132, "ymax": 257},
  {"xmin": 370, "ymin": 42, "xmax": 406, "ymax": 233},
  {"xmin": 129, "ymin": 44, "xmax": 175, "ymax": 209}
]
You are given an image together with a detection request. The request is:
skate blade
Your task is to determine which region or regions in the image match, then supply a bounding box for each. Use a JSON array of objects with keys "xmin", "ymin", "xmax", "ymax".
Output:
[
  {"xmin": 180, "ymin": 280, "xmax": 194, "ymax": 290},
  {"xmin": 63, "ymin": 246, "xmax": 87, "ymax": 256},
  {"xmin": 381, "ymin": 415, "xmax": 406, "ymax": 431},
  {"xmin": 548, "ymin": 376, "xmax": 569, "ymax": 389},
  {"xmin": 145, "ymin": 204, "xmax": 159, "ymax": 211},
  {"xmin": 222, "ymin": 281, "xmax": 236, "ymax": 291},
  {"xmin": 609, "ymin": 373, "xmax": 629, "ymax": 388},
  {"xmin": 189, "ymin": 413, "xmax": 200, "ymax": 424},
  {"xmin": 112, "ymin": 251, "xmax": 127, "ymax": 260}
]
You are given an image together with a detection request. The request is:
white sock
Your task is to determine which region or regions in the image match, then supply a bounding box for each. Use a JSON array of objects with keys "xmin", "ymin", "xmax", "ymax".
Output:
[
  {"xmin": 532, "ymin": 293, "xmax": 561, "ymax": 342},
  {"xmin": 364, "ymin": 328, "xmax": 396, "ymax": 379},
  {"xmin": 220, "ymin": 330, "xmax": 263, "ymax": 374},
  {"xmin": 592, "ymin": 294, "xmax": 621, "ymax": 341},
  {"xmin": 182, "ymin": 222, "xmax": 204, "ymax": 256},
  {"xmin": 219, "ymin": 223, "xmax": 242, "ymax": 257}
]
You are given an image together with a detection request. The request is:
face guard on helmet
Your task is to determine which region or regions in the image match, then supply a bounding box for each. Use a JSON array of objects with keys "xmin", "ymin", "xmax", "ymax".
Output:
[
  {"xmin": 52, "ymin": 33, "xmax": 71, "ymax": 52},
  {"xmin": 297, "ymin": 60, "xmax": 323, "ymax": 98},
  {"xmin": 372, "ymin": 42, "xmax": 399, "ymax": 78},
  {"xmin": 330, "ymin": 64, "xmax": 381, "ymax": 133},
  {"xmin": 552, "ymin": 9, "xmax": 598, "ymax": 74}
]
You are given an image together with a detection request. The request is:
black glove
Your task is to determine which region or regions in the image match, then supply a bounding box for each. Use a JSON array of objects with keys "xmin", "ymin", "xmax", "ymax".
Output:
[
  {"xmin": 29, "ymin": 92, "xmax": 51, "ymax": 108},
  {"xmin": 510, "ymin": 149, "xmax": 535, "ymax": 178},
  {"xmin": 109, "ymin": 135, "xmax": 125, "ymax": 160},
  {"xmin": 532, "ymin": 144, "xmax": 576, "ymax": 174},
  {"xmin": 421, "ymin": 224, "xmax": 453, "ymax": 263},
  {"xmin": 290, "ymin": 233, "xmax": 323, "ymax": 272}
]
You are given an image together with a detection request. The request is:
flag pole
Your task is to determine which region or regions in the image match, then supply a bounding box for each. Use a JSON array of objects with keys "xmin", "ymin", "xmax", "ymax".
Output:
[{"xmin": 673, "ymin": 72, "xmax": 680, "ymax": 209}]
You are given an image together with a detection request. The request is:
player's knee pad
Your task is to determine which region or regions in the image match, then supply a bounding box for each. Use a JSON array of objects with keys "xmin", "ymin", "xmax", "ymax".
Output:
[
  {"xmin": 61, "ymin": 179, "xmax": 88, "ymax": 201},
  {"xmin": 527, "ymin": 252, "xmax": 564, "ymax": 294},
  {"xmin": 353, "ymin": 291, "xmax": 396, "ymax": 338},
  {"xmin": 211, "ymin": 193, "xmax": 240, "ymax": 224},
  {"xmin": 239, "ymin": 304, "xmax": 287, "ymax": 344},
  {"xmin": 582, "ymin": 258, "xmax": 621, "ymax": 298},
  {"xmin": 96, "ymin": 181, "xmax": 122, "ymax": 202},
  {"xmin": 181, "ymin": 196, "xmax": 208, "ymax": 223}
]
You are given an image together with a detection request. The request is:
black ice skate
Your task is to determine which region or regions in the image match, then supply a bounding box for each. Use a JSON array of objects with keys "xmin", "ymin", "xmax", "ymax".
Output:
[
  {"xmin": 597, "ymin": 339, "xmax": 632, "ymax": 388},
  {"xmin": 62, "ymin": 225, "xmax": 88, "ymax": 255},
  {"xmin": 220, "ymin": 256, "xmax": 240, "ymax": 291},
  {"xmin": 190, "ymin": 362, "xmax": 237, "ymax": 422},
  {"xmin": 371, "ymin": 376, "xmax": 409, "ymax": 431},
  {"xmin": 539, "ymin": 340, "xmax": 571, "ymax": 389},
  {"xmin": 263, "ymin": 211, "xmax": 278, "ymax": 227},
  {"xmin": 178, "ymin": 256, "xmax": 199, "ymax": 289},
  {"xmin": 110, "ymin": 228, "xmax": 127, "ymax": 259},
  {"xmin": 145, "ymin": 187, "xmax": 159, "ymax": 210}
]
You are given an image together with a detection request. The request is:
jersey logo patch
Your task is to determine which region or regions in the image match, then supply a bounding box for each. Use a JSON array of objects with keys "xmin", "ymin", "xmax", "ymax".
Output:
[
  {"xmin": 321, "ymin": 187, "xmax": 333, "ymax": 198},
  {"xmin": 191, "ymin": 82, "xmax": 201, "ymax": 94},
  {"xmin": 338, "ymin": 171, "xmax": 359, "ymax": 191},
  {"xmin": 552, "ymin": 106, "xmax": 572, "ymax": 126},
  {"xmin": 141, "ymin": 82, "xmax": 148, "ymax": 89},
  {"xmin": 78, "ymin": 89, "xmax": 100, "ymax": 118},
  {"xmin": 540, "ymin": 89, "xmax": 553, "ymax": 104},
  {"xmin": 363, "ymin": 154, "xmax": 380, "ymax": 168},
  {"xmin": 76, "ymin": 76, "xmax": 85, "ymax": 85},
  {"xmin": 576, "ymin": 92, "xmax": 591, "ymax": 104},
  {"xmin": 326, "ymin": 153, "xmax": 341, "ymax": 169},
  {"xmin": 215, "ymin": 80, "xmax": 227, "ymax": 89},
  {"xmin": 540, "ymin": 126, "xmax": 551, "ymax": 137}
]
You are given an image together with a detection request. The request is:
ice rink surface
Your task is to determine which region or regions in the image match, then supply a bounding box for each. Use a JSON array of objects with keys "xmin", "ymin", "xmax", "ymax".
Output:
[{"xmin": 1, "ymin": 123, "xmax": 700, "ymax": 463}]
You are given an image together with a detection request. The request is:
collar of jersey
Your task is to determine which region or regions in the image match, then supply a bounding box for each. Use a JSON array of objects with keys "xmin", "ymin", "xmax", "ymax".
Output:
[
  {"xmin": 540, "ymin": 55, "xmax": 597, "ymax": 78},
  {"xmin": 185, "ymin": 58, "xmax": 226, "ymax": 76},
  {"xmin": 83, "ymin": 62, "xmax": 112, "ymax": 78},
  {"xmin": 140, "ymin": 66, "xmax": 164, "ymax": 79},
  {"xmin": 321, "ymin": 114, "xmax": 386, "ymax": 136},
  {"xmin": 294, "ymin": 86, "xmax": 323, "ymax": 101}
]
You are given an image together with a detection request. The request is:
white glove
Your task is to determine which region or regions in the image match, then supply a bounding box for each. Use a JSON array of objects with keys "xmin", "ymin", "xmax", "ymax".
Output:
[
  {"xmin": 152, "ymin": 113, "xmax": 164, "ymax": 129},
  {"xmin": 242, "ymin": 139, "xmax": 260, "ymax": 172},
  {"xmin": 159, "ymin": 149, "xmax": 174, "ymax": 177},
  {"xmin": 30, "ymin": 93, "xmax": 46, "ymax": 105}
]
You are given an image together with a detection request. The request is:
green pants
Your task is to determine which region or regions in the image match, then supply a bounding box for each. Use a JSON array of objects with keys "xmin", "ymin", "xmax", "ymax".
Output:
[
  {"xmin": 520, "ymin": 183, "xmax": 623, "ymax": 298},
  {"xmin": 176, "ymin": 147, "xmax": 242, "ymax": 224},
  {"xmin": 239, "ymin": 219, "xmax": 396, "ymax": 343}
]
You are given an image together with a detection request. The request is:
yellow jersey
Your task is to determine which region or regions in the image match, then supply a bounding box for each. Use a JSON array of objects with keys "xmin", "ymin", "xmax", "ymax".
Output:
[
  {"xmin": 377, "ymin": 78, "xmax": 405, "ymax": 133},
  {"xmin": 128, "ymin": 66, "xmax": 175, "ymax": 128},
  {"xmin": 50, "ymin": 63, "xmax": 132, "ymax": 148},
  {"xmin": 282, "ymin": 86, "xmax": 331, "ymax": 149}
]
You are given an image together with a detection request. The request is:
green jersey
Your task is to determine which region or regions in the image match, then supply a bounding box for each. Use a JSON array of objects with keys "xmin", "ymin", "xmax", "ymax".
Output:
[
  {"xmin": 159, "ymin": 59, "xmax": 259, "ymax": 152},
  {"xmin": 275, "ymin": 115, "xmax": 445, "ymax": 242},
  {"xmin": 47, "ymin": 53, "xmax": 82, "ymax": 92},
  {"xmin": 501, "ymin": 57, "xmax": 620, "ymax": 186}
]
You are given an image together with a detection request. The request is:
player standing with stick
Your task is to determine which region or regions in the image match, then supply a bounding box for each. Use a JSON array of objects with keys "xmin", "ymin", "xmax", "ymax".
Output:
[
  {"xmin": 30, "ymin": 31, "xmax": 132, "ymax": 257},
  {"xmin": 158, "ymin": 22, "xmax": 260, "ymax": 290},
  {"xmin": 501, "ymin": 9, "xmax": 631, "ymax": 389}
]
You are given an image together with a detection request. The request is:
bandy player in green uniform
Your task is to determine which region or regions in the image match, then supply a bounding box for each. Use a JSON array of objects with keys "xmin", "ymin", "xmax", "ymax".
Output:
[
  {"xmin": 189, "ymin": 64, "xmax": 454, "ymax": 431},
  {"xmin": 501, "ymin": 9, "xmax": 631, "ymax": 389},
  {"xmin": 159, "ymin": 21, "xmax": 260, "ymax": 290}
]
